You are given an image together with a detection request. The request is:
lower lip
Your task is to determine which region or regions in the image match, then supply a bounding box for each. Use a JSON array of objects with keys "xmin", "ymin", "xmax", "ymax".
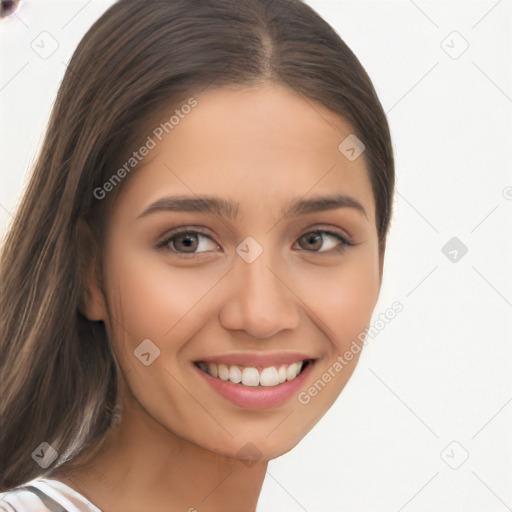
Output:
[{"xmin": 195, "ymin": 361, "xmax": 315, "ymax": 409}]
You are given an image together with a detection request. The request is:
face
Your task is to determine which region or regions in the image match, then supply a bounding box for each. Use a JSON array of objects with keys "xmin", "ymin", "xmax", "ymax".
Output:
[{"xmin": 86, "ymin": 82, "xmax": 382, "ymax": 462}]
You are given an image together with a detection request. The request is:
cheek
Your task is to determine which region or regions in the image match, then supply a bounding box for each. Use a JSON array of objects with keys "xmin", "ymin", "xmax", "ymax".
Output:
[
  {"xmin": 300, "ymin": 250, "xmax": 381, "ymax": 352},
  {"xmin": 291, "ymin": 251, "xmax": 380, "ymax": 412},
  {"xmin": 106, "ymin": 247, "xmax": 216, "ymax": 342}
]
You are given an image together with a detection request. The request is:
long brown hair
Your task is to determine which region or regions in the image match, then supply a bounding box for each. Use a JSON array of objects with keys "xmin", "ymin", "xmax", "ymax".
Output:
[{"xmin": 0, "ymin": 0, "xmax": 394, "ymax": 490}]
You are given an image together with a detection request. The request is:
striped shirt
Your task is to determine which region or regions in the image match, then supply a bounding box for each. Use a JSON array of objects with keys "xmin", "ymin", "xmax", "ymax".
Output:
[{"xmin": 0, "ymin": 478, "xmax": 102, "ymax": 512}]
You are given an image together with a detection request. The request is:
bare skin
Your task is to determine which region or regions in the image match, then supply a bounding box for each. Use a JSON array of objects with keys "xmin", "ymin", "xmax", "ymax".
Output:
[{"xmin": 49, "ymin": 82, "xmax": 383, "ymax": 512}]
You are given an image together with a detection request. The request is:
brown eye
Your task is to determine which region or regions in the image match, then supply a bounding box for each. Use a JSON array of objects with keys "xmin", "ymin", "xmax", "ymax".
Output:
[
  {"xmin": 299, "ymin": 232, "xmax": 323, "ymax": 251},
  {"xmin": 156, "ymin": 228, "xmax": 220, "ymax": 258},
  {"xmin": 172, "ymin": 232, "xmax": 200, "ymax": 253},
  {"xmin": 0, "ymin": 0, "xmax": 21, "ymax": 18},
  {"xmin": 296, "ymin": 230, "xmax": 352, "ymax": 254}
]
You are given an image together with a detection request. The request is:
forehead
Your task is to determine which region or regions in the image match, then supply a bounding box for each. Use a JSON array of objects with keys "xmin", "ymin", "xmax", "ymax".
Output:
[{"xmin": 113, "ymin": 83, "xmax": 375, "ymax": 224}]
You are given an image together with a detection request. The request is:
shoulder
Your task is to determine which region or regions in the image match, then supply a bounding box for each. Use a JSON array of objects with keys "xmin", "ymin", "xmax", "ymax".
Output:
[
  {"xmin": 1, "ymin": 477, "xmax": 103, "ymax": 512},
  {"xmin": 0, "ymin": 486, "xmax": 53, "ymax": 512},
  {"xmin": 0, "ymin": 476, "xmax": 103, "ymax": 512}
]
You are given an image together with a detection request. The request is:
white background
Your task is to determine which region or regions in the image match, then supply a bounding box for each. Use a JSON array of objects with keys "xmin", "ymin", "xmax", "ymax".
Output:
[{"xmin": 1, "ymin": 1, "xmax": 511, "ymax": 511}]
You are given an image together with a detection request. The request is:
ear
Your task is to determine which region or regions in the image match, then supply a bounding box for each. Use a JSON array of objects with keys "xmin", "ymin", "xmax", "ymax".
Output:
[{"xmin": 76, "ymin": 218, "xmax": 108, "ymax": 322}]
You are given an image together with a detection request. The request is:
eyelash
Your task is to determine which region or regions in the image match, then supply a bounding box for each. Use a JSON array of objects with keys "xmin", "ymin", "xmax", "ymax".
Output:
[{"xmin": 155, "ymin": 226, "xmax": 354, "ymax": 259}]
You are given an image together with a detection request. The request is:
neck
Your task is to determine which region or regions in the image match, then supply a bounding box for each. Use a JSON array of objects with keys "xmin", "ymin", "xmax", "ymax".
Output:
[{"xmin": 49, "ymin": 392, "xmax": 267, "ymax": 512}]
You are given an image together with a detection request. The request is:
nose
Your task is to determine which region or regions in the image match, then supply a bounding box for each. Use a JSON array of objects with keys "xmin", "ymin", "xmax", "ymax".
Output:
[{"xmin": 218, "ymin": 247, "xmax": 301, "ymax": 339}]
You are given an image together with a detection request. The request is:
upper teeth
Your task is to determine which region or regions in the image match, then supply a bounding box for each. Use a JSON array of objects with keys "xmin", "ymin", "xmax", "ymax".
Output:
[{"xmin": 197, "ymin": 361, "xmax": 305, "ymax": 387}]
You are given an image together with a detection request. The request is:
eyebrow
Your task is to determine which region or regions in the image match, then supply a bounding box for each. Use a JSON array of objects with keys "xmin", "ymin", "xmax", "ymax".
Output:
[{"xmin": 136, "ymin": 194, "xmax": 367, "ymax": 220}]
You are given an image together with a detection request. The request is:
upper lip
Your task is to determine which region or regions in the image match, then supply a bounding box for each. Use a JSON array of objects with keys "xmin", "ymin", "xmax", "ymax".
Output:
[{"xmin": 194, "ymin": 352, "xmax": 318, "ymax": 368}]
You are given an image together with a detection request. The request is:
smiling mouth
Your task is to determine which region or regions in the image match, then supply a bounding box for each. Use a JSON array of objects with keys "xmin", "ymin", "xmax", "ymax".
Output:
[{"xmin": 193, "ymin": 359, "xmax": 314, "ymax": 387}]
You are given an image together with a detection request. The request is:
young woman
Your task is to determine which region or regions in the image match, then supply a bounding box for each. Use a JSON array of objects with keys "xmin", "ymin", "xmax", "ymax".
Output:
[{"xmin": 0, "ymin": 0, "xmax": 394, "ymax": 510}]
